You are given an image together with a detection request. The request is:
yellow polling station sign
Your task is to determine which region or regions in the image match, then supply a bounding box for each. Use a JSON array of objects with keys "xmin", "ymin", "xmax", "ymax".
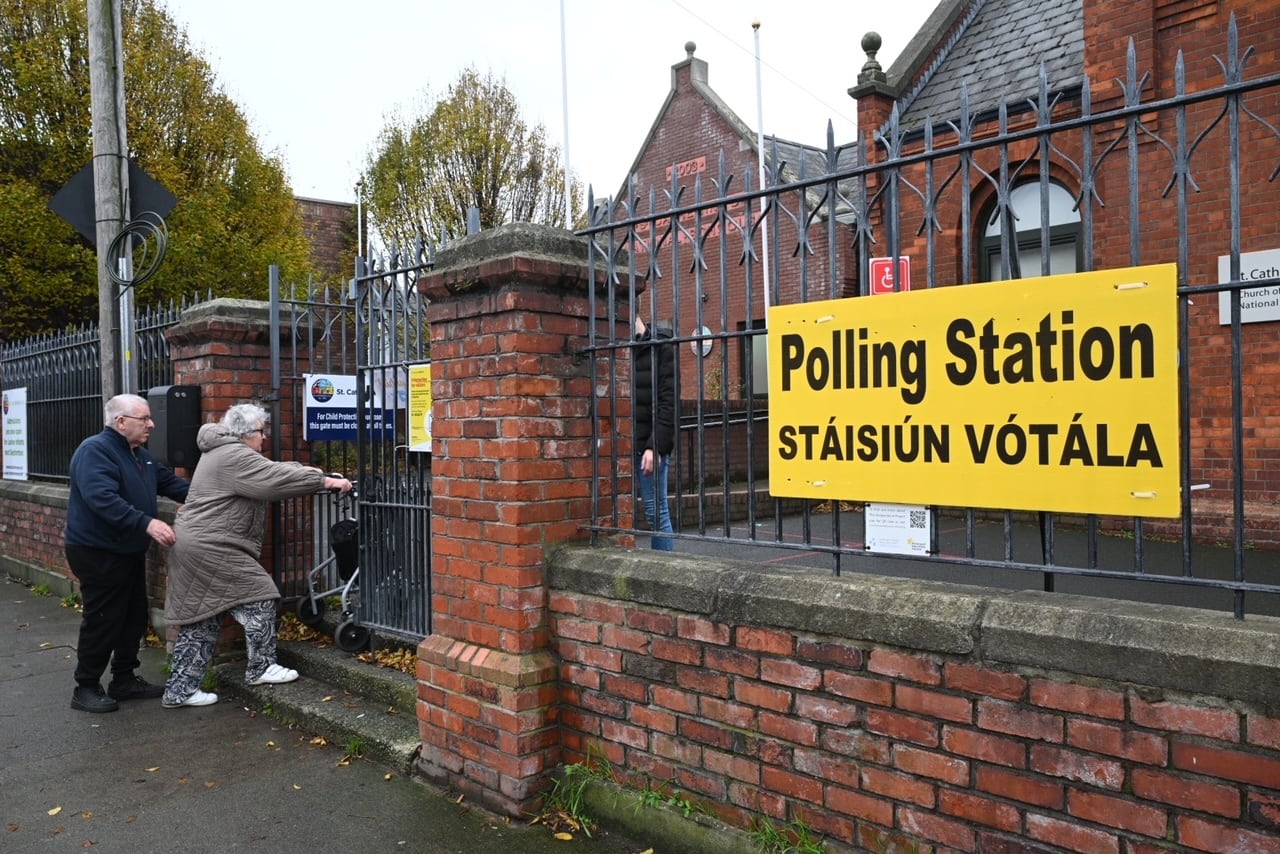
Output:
[{"xmin": 767, "ymin": 264, "xmax": 1181, "ymax": 517}]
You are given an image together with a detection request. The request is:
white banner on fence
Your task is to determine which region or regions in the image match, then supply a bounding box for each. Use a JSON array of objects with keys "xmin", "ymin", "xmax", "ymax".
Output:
[
  {"xmin": 3, "ymin": 387, "xmax": 29, "ymax": 481},
  {"xmin": 865, "ymin": 502, "xmax": 930, "ymax": 556}
]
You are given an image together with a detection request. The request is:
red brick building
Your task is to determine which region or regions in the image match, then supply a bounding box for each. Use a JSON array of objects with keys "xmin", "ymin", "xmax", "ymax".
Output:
[
  {"xmin": 607, "ymin": 42, "xmax": 858, "ymax": 403},
  {"xmin": 295, "ymin": 195, "xmax": 357, "ymax": 280}
]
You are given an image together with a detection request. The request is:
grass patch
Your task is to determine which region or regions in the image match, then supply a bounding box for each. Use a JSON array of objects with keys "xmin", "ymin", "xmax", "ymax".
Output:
[
  {"xmin": 749, "ymin": 811, "xmax": 826, "ymax": 854},
  {"xmin": 532, "ymin": 744, "xmax": 615, "ymax": 838}
]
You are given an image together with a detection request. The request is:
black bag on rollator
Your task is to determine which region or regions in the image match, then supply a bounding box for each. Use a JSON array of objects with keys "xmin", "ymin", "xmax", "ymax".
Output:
[{"xmin": 330, "ymin": 519, "xmax": 359, "ymax": 582}]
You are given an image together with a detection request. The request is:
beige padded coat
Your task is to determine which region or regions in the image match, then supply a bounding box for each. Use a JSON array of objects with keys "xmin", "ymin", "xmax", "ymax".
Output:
[{"xmin": 164, "ymin": 423, "xmax": 325, "ymax": 626}]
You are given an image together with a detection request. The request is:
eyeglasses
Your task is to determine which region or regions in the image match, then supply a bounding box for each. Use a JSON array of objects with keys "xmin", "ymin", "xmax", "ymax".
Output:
[
  {"xmin": 118, "ymin": 414, "xmax": 153, "ymax": 423},
  {"xmin": 248, "ymin": 428, "xmax": 267, "ymax": 436}
]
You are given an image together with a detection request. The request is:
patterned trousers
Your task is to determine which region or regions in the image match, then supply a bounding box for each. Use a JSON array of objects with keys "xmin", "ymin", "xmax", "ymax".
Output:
[{"xmin": 163, "ymin": 599, "xmax": 279, "ymax": 705}]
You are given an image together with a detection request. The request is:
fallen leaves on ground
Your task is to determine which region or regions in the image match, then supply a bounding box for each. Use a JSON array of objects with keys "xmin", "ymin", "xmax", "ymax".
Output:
[
  {"xmin": 357, "ymin": 647, "xmax": 416, "ymax": 675},
  {"xmin": 279, "ymin": 612, "xmax": 417, "ymax": 674},
  {"xmin": 47, "ymin": 806, "xmax": 62, "ymax": 817},
  {"xmin": 531, "ymin": 809, "xmax": 593, "ymax": 838},
  {"xmin": 277, "ymin": 613, "xmax": 329, "ymax": 644}
]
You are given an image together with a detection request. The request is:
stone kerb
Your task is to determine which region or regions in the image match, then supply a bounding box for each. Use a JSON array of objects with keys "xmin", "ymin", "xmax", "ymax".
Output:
[
  {"xmin": 549, "ymin": 545, "xmax": 1280, "ymax": 708},
  {"xmin": 413, "ymin": 222, "xmax": 625, "ymax": 817}
]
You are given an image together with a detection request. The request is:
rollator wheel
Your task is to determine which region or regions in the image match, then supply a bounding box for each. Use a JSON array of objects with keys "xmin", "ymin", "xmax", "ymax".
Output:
[
  {"xmin": 335, "ymin": 620, "xmax": 371, "ymax": 652},
  {"xmin": 296, "ymin": 596, "xmax": 324, "ymax": 627}
]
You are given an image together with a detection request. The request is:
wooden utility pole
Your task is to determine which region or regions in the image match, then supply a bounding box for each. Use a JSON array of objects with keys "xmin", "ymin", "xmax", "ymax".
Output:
[{"xmin": 87, "ymin": 0, "xmax": 130, "ymax": 402}]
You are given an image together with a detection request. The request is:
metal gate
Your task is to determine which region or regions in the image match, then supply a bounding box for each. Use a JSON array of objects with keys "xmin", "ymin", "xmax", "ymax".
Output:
[
  {"xmin": 351, "ymin": 243, "xmax": 433, "ymax": 641},
  {"xmin": 268, "ymin": 239, "xmax": 434, "ymax": 643}
]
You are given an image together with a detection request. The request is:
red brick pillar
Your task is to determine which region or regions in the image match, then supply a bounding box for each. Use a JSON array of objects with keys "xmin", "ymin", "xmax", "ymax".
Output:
[
  {"xmin": 166, "ymin": 299, "xmax": 299, "ymax": 434},
  {"xmin": 414, "ymin": 223, "xmax": 625, "ymax": 816}
]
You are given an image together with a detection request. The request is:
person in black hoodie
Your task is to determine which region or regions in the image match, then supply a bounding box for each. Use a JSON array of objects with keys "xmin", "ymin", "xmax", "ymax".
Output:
[
  {"xmin": 633, "ymin": 314, "xmax": 676, "ymax": 550},
  {"xmin": 64, "ymin": 394, "xmax": 190, "ymax": 712}
]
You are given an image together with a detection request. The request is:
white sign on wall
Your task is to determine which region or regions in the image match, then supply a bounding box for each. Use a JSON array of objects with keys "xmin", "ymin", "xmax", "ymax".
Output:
[
  {"xmin": 1218, "ymin": 248, "xmax": 1280, "ymax": 324},
  {"xmin": 3, "ymin": 387, "xmax": 29, "ymax": 481}
]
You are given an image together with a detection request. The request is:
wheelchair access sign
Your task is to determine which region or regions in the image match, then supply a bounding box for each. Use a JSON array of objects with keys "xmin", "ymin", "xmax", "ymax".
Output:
[
  {"xmin": 869, "ymin": 256, "xmax": 912, "ymax": 294},
  {"xmin": 303, "ymin": 374, "xmax": 394, "ymax": 441}
]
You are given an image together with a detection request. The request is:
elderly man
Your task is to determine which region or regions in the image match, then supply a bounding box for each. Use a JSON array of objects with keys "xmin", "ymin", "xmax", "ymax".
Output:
[{"xmin": 65, "ymin": 394, "xmax": 190, "ymax": 713}]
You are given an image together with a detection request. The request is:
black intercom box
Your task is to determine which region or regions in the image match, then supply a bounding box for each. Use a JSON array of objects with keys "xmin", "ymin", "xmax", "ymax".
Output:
[{"xmin": 147, "ymin": 385, "xmax": 201, "ymax": 469}]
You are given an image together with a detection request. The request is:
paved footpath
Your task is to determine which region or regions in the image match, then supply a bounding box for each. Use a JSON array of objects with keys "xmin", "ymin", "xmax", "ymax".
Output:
[{"xmin": 0, "ymin": 577, "xmax": 648, "ymax": 854}]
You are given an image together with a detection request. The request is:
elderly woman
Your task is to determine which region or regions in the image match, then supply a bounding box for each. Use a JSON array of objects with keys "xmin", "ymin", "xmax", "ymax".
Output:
[{"xmin": 162, "ymin": 403, "xmax": 351, "ymax": 708}]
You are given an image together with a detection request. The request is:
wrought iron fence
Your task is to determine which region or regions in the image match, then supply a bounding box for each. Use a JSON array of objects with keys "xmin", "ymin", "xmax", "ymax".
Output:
[
  {"xmin": 0, "ymin": 297, "xmax": 200, "ymax": 480},
  {"xmin": 583, "ymin": 21, "xmax": 1280, "ymax": 618}
]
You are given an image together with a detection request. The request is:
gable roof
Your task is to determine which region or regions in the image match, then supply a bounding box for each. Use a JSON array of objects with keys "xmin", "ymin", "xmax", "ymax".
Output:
[
  {"xmin": 883, "ymin": 0, "xmax": 1085, "ymax": 136},
  {"xmin": 611, "ymin": 43, "xmax": 860, "ymax": 219}
]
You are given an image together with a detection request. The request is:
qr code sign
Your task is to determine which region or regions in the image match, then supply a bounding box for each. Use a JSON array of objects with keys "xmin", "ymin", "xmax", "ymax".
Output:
[{"xmin": 909, "ymin": 510, "xmax": 927, "ymax": 529}]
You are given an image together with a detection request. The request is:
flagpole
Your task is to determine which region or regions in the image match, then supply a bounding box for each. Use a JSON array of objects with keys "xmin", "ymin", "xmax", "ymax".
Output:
[
  {"xmin": 753, "ymin": 19, "xmax": 770, "ymax": 315},
  {"xmin": 559, "ymin": 0, "xmax": 573, "ymax": 227}
]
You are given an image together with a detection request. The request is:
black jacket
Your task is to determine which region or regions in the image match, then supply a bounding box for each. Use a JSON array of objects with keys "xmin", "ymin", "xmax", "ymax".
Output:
[
  {"xmin": 634, "ymin": 325, "xmax": 676, "ymax": 456},
  {"xmin": 66, "ymin": 427, "xmax": 190, "ymax": 555}
]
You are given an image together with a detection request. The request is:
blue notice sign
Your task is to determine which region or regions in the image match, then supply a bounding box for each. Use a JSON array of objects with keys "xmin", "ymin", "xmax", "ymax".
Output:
[{"xmin": 303, "ymin": 374, "xmax": 394, "ymax": 440}]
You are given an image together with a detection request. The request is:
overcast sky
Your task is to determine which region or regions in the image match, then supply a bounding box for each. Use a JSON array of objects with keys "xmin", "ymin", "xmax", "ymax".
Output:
[{"xmin": 157, "ymin": 0, "xmax": 939, "ymax": 204}]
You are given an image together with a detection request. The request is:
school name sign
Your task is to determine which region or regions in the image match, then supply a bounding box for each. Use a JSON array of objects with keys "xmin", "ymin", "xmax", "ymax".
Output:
[{"xmin": 768, "ymin": 265, "xmax": 1180, "ymax": 517}]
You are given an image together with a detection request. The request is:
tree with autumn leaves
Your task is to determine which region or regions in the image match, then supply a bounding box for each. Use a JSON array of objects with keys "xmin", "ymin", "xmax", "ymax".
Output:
[
  {"xmin": 361, "ymin": 67, "xmax": 584, "ymax": 251},
  {"xmin": 0, "ymin": 0, "xmax": 312, "ymax": 343}
]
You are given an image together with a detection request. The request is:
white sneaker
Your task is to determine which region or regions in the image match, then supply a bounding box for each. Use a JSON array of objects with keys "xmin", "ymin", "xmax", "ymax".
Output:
[
  {"xmin": 162, "ymin": 689, "xmax": 218, "ymax": 709},
  {"xmin": 248, "ymin": 664, "xmax": 298, "ymax": 686}
]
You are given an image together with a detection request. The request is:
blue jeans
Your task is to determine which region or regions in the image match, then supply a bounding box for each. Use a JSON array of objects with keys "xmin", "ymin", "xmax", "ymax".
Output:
[{"xmin": 637, "ymin": 453, "xmax": 674, "ymax": 551}]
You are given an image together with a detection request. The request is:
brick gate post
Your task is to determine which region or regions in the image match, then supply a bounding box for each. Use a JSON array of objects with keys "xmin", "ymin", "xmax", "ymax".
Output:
[{"xmin": 414, "ymin": 223, "xmax": 624, "ymax": 817}]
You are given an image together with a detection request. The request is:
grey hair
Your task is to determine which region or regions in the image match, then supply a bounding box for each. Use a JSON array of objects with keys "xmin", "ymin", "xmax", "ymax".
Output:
[
  {"xmin": 221, "ymin": 402, "xmax": 269, "ymax": 437},
  {"xmin": 104, "ymin": 393, "xmax": 147, "ymax": 425}
]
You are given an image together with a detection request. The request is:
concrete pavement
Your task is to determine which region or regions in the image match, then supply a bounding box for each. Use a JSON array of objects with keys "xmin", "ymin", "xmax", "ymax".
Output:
[{"xmin": 0, "ymin": 577, "xmax": 650, "ymax": 854}]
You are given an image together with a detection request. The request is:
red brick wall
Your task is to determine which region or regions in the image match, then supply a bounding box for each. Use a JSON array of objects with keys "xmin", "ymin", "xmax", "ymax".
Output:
[
  {"xmin": 674, "ymin": 400, "xmax": 770, "ymax": 488},
  {"xmin": 0, "ymin": 300, "xmax": 314, "ymax": 630},
  {"xmin": 550, "ymin": 554, "xmax": 1280, "ymax": 852}
]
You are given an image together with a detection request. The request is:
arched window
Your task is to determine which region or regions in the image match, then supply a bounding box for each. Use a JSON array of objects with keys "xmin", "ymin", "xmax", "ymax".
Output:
[{"xmin": 980, "ymin": 181, "xmax": 1081, "ymax": 281}]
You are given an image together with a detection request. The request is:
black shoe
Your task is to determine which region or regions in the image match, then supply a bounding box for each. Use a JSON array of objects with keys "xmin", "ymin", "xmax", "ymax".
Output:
[
  {"xmin": 71, "ymin": 684, "xmax": 119, "ymax": 713},
  {"xmin": 107, "ymin": 674, "xmax": 165, "ymax": 701}
]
